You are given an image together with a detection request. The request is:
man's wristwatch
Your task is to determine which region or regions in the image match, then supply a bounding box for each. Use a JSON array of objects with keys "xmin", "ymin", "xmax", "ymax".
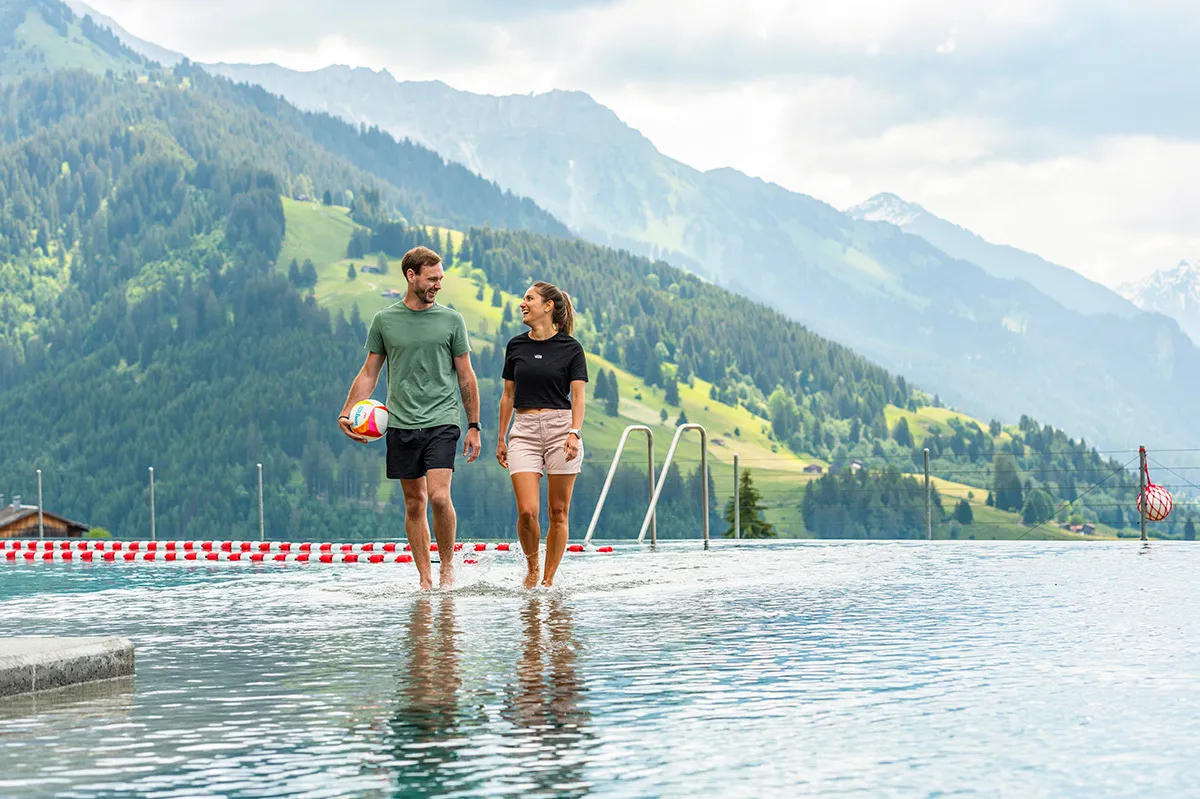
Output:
[
  {"xmin": 568, "ymin": 429, "xmax": 582, "ymax": 440},
  {"xmin": 467, "ymin": 422, "xmax": 481, "ymax": 431}
]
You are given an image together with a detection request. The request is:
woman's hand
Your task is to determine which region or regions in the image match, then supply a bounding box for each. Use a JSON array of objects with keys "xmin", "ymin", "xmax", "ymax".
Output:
[
  {"xmin": 563, "ymin": 432, "xmax": 580, "ymax": 462},
  {"xmin": 496, "ymin": 439, "xmax": 509, "ymax": 470}
]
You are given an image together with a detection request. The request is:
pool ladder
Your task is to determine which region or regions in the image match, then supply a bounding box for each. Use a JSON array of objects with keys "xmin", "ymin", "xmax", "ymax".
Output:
[{"xmin": 583, "ymin": 423, "xmax": 709, "ymax": 547}]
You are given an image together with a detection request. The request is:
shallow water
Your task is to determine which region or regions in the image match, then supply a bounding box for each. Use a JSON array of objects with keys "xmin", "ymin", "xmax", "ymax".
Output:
[{"xmin": 2, "ymin": 540, "xmax": 1199, "ymax": 797}]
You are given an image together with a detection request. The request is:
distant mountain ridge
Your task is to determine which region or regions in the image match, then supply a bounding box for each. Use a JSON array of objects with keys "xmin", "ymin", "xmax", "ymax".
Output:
[
  {"xmin": 848, "ymin": 193, "xmax": 1139, "ymax": 319},
  {"xmin": 1119, "ymin": 260, "xmax": 1200, "ymax": 344},
  {"xmin": 40, "ymin": 7, "xmax": 1200, "ymax": 453}
]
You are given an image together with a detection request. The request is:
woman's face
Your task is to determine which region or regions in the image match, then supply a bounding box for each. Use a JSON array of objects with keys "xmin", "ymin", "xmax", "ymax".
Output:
[{"xmin": 520, "ymin": 286, "xmax": 553, "ymax": 328}]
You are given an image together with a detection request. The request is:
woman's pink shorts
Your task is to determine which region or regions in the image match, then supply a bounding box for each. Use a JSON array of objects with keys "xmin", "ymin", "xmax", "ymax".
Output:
[{"xmin": 507, "ymin": 410, "xmax": 583, "ymax": 475}]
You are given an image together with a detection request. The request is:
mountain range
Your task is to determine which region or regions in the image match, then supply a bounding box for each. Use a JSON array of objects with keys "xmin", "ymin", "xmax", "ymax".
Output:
[{"xmin": 171, "ymin": 62, "xmax": 1200, "ymax": 452}]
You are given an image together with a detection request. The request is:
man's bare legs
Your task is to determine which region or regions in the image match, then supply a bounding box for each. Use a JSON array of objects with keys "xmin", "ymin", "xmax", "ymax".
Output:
[
  {"xmin": 543, "ymin": 474, "xmax": 577, "ymax": 587},
  {"xmin": 400, "ymin": 478, "xmax": 434, "ymax": 590},
  {"xmin": 512, "ymin": 472, "xmax": 542, "ymax": 589},
  {"xmin": 400, "ymin": 469, "xmax": 457, "ymax": 590},
  {"xmin": 426, "ymin": 469, "xmax": 457, "ymax": 589}
]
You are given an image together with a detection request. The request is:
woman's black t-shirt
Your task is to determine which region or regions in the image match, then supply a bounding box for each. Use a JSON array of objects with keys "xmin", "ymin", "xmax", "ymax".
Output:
[{"xmin": 503, "ymin": 332, "xmax": 589, "ymax": 409}]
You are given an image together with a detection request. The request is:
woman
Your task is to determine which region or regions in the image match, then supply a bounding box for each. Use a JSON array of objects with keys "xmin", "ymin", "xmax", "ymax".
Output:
[{"xmin": 496, "ymin": 281, "xmax": 588, "ymax": 589}]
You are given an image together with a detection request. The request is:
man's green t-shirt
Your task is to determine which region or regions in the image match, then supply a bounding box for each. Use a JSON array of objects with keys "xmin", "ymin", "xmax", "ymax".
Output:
[{"xmin": 365, "ymin": 302, "xmax": 471, "ymax": 430}]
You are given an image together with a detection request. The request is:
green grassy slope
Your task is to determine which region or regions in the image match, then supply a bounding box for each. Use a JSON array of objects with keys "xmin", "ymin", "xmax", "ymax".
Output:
[
  {"xmin": 277, "ymin": 199, "xmax": 1102, "ymax": 540},
  {"xmin": 0, "ymin": 6, "xmax": 136, "ymax": 83}
]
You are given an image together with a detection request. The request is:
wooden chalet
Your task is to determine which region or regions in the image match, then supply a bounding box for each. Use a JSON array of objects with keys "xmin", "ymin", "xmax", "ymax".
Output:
[{"xmin": 0, "ymin": 499, "xmax": 90, "ymax": 539}]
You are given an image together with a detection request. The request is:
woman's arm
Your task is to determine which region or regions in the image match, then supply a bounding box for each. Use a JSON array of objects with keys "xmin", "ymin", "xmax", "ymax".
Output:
[
  {"xmin": 564, "ymin": 380, "xmax": 586, "ymax": 460},
  {"xmin": 497, "ymin": 379, "xmax": 516, "ymax": 468}
]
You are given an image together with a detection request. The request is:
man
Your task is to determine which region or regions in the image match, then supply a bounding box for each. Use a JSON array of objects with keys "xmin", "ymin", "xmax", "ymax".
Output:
[{"xmin": 338, "ymin": 245, "xmax": 481, "ymax": 590}]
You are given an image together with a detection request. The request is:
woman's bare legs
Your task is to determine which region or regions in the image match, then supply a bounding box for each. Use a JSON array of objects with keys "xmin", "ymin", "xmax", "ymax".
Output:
[
  {"xmin": 543, "ymin": 474, "xmax": 577, "ymax": 587},
  {"xmin": 512, "ymin": 471, "xmax": 543, "ymax": 589}
]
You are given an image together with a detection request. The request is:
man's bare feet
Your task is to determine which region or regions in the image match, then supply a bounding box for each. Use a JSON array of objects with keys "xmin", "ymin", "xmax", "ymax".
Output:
[
  {"xmin": 439, "ymin": 565, "xmax": 455, "ymax": 590},
  {"xmin": 523, "ymin": 553, "xmax": 541, "ymax": 589},
  {"xmin": 419, "ymin": 576, "xmax": 434, "ymax": 591}
]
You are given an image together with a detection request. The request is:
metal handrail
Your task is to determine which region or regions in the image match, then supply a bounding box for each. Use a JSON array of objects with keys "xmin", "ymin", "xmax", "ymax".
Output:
[
  {"xmin": 583, "ymin": 425, "xmax": 656, "ymax": 547},
  {"xmin": 638, "ymin": 424, "xmax": 708, "ymax": 545}
]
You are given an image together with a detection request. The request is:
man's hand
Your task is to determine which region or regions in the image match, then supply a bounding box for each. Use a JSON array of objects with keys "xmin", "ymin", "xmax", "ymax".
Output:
[
  {"xmin": 339, "ymin": 416, "xmax": 369, "ymax": 443},
  {"xmin": 463, "ymin": 427, "xmax": 481, "ymax": 462},
  {"xmin": 496, "ymin": 439, "xmax": 509, "ymax": 470}
]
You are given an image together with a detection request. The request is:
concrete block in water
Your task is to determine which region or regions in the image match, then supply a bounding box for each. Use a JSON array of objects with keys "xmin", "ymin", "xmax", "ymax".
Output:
[{"xmin": 0, "ymin": 637, "xmax": 134, "ymax": 698}]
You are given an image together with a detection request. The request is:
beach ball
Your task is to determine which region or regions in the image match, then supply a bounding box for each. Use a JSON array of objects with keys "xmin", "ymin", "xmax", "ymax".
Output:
[
  {"xmin": 1136, "ymin": 483, "xmax": 1173, "ymax": 522},
  {"xmin": 348, "ymin": 399, "xmax": 388, "ymax": 441}
]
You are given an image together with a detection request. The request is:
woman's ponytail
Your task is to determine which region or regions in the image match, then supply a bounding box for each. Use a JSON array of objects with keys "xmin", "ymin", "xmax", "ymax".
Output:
[{"xmin": 533, "ymin": 281, "xmax": 575, "ymax": 335}]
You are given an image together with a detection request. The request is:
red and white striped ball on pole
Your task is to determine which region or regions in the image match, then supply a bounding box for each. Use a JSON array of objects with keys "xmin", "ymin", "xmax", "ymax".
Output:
[{"xmin": 1137, "ymin": 483, "xmax": 1173, "ymax": 522}]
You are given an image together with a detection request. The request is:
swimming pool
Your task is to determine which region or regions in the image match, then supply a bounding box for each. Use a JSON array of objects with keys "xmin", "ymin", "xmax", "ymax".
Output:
[{"xmin": 2, "ymin": 540, "xmax": 1199, "ymax": 797}]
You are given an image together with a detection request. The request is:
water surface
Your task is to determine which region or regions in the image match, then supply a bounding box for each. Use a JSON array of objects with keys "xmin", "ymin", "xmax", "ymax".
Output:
[{"xmin": 2, "ymin": 541, "xmax": 1198, "ymax": 797}]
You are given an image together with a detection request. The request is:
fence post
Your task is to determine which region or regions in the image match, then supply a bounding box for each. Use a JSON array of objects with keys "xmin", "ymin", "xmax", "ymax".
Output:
[
  {"xmin": 924, "ymin": 448, "xmax": 932, "ymax": 540},
  {"xmin": 149, "ymin": 466, "xmax": 156, "ymax": 542},
  {"xmin": 733, "ymin": 454, "xmax": 740, "ymax": 540},
  {"xmin": 1139, "ymin": 446, "xmax": 1147, "ymax": 542},
  {"xmin": 257, "ymin": 463, "xmax": 264, "ymax": 542},
  {"xmin": 36, "ymin": 469, "xmax": 44, "ymax": 541}
]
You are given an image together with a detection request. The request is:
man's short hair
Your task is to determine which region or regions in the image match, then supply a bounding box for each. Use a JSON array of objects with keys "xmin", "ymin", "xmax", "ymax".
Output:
[{"xmin": 402, "ymin": 246, "xmax": 442, "ymax": 277}]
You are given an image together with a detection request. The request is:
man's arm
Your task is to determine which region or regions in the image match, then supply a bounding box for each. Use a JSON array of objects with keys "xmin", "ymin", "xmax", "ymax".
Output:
[
  {"xmin": 454, "ymin": 352, "xmax": 481, "ymax": 462},
  {"xmin": 338, "ymin": 353, "xmax": 386, "ymax": 442}
]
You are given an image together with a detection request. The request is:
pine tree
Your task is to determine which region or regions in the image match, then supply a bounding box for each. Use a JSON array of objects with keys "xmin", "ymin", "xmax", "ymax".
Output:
[
  {"xmin": 476, "ymin": 284, "xmax": 485, "ymax": 301},
  {"xmin": 376, "ymin": 252, "xmax": 389, "ymax": 275},
  {"xmin": 322, "ymin": 190, "xmax": 332, "ymax": 206},
  {"xmin": 1021, "ymin": 488, "xmax": 1054, "ymax": 525},
  {"xmin": 660, "ymin": 408, "xmax": 669, "ymax": 423},
  {"xmin": 893, "ymin": 417, "xmax": 914, "ymax": 447},
  {"xmin": 604, "ymin": 376, "xmax": 620, "ymax": 417},
  {"xmin": 347, "ymin": 263, "xmax": 356, "ymax": 280},
  {"xmin": 594, "ymin": 369, "xmax": 610, "ymax": 401},
  {"xmin": 300, "ymin": 259, "xmax": 319, "ymax": 289},
  {"xmin": 491, "ymin": 287, "xmax": 503, "ymax": 307},
  {"xmin": 723, "ymin": 469, "xmax": 775, "ymax": 538},
  {"xmin": 287, "ymin": 258, "xmax": 300, "ymax": 285},
  {"xmin": 1185, "ymin": 518, "xmax": 1196, "ymax": 541},
  {"xmin": 676, "ymin": 409, "xmax": 689, "ymax": 426},
  {"xmin": 664, "ymin": 376, "xmax": 680, "ymax": 406},
  {"xmin": 953, "ymin": 498, "xmax": 974, "ymax": 524}
]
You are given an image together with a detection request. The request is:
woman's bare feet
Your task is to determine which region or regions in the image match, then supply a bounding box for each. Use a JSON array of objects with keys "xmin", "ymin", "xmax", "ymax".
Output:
[{"xmin": 523, "ymin": 552, "xmax": 541, "ymax": 589}]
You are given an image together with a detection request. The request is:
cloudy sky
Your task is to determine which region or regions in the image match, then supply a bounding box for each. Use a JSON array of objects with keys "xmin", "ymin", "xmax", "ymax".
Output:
[{"xmin": 83, "ymin": 0, "xmax": 1200, "ymax": 286}]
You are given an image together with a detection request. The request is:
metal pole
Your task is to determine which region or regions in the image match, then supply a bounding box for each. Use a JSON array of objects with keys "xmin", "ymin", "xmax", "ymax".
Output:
[
  {"xmin": 924, "ymin": 448, "xmax": 932, "ymax": 540},
  {"xmin": 701, "ymin": 439, "xmax": 709, "ymax": 545},
  {"xmin": 1139, "ymin": 446, "xmax": 1147, "ymax": 542},
  {"xmin": 647, "ymin": 434, "xmax": 656, "ymax": 545},
  {"xmin": 149, "ymin": 466, "xmax": 156, "ymax": 542},
  {"xmin": 733, "ymin": 454, "xmax": 740, "ymax": 539},
  {"xmin": 257, "ymin": 463, "xmax": 264, "ymax": 542},
  {"xmin": 36, "ymin": 469, "xmax": 44, "ymax": 541}
]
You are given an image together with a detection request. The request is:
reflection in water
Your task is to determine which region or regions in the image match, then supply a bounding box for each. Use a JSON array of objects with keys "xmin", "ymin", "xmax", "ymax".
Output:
[
  {"xmin": 388, "ymin": 596, "xmax": 463, "ymax": 795},
  {"xmin": 505, "ymin": 598, "xmax": 592, "ymax": 798}
]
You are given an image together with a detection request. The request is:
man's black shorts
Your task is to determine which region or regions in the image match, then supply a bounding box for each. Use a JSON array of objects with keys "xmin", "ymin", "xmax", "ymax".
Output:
[{"xmin": 386, "ymin": 425, "xmax": 460, "ymax": 480}]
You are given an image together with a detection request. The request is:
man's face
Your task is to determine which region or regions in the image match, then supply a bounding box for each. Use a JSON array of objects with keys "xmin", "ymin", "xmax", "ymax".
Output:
[{"xmin": 407, "ymin": 262, "xmax": 444, "ymax": 303}]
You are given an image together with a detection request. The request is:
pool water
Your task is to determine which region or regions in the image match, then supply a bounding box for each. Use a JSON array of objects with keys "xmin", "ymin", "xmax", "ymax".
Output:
[{"xmin": 2, "ymin": 540, "xmax": 1199, "ymax": 797}]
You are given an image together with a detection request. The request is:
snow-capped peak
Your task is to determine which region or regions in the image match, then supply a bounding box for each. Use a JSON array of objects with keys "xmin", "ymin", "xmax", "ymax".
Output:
[
  {"xmin": 1117, "ymin": 259, "xmax": 1200, "ymax": 344},
  {"xmin": 846, "ymin": 192, "xmax": 927, "ymax": 227}
]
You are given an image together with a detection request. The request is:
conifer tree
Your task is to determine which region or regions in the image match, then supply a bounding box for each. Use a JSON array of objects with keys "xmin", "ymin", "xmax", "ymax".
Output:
[{"xmin": 724, "ymin": 469, "xmax": 775, "ymax": 538}]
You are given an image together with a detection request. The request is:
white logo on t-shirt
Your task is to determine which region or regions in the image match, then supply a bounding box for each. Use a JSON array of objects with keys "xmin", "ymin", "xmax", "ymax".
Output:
[{"xmin": 534, "ymin": 354, "xmax": 543, "ymax": 359}]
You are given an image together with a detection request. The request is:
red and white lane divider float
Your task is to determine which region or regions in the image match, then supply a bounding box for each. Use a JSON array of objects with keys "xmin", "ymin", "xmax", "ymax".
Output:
[{"xmin": 0, "ymin": 539, "xmax": 614, "ymax": 564}]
